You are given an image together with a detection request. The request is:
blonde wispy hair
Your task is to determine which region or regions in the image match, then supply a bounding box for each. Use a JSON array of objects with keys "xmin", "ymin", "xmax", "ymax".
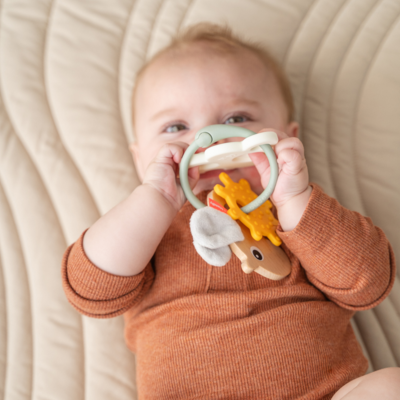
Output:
[{"xmin": 131, "ymin": 22, "xmax": 294, "ymax": 133}]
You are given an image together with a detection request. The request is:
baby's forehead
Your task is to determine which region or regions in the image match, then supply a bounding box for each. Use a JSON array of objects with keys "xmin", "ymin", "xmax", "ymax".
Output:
[
  {"xmin": 137, "ymin": 42, "xmax": 275, "ymax": 93},
  {"xmin": 153, "ymin": 42, "xmax": 267, "ymax": 72}
]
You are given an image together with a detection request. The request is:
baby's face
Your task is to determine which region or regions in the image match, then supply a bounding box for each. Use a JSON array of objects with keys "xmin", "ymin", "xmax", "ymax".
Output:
[{"xmin": 131, "ymin": 44, "xmax": 298, "ymax": 195}]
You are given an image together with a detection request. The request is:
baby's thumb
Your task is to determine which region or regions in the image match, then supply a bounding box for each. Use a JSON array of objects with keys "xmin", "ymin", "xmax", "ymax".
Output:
[
  {"xmin": 249, "ymin": 152, "xmax": 270, "ymax": 177},
  {"xmin": 188, "ymin": 166, "xmax": 200, "ymax": 190}
]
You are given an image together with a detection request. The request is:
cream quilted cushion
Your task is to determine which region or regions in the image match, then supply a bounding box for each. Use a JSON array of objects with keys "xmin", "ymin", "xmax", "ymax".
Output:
[{"xmin": 0, "ymin": 0, "xmax": 399, "ymax": 398}]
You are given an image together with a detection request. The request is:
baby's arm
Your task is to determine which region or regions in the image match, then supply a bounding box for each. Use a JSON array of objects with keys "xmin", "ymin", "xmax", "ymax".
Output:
[
  {"xmin": 83, "ymin": 142, "xmax": 199, "ymax": 277},
  {"xmin": 83, "ymin": 184, "xmax": 178, "ymax": 277},
  {"xmin": 278, "ymin": 185, "xmax": 395, "ymax": 310},
  {"xmin": 62, "ymin": 142, "xmax": 199, "ymax": 317},
  {"xmin": 251, "ymin": 129, "xmax": 395, "ymax": 309}
]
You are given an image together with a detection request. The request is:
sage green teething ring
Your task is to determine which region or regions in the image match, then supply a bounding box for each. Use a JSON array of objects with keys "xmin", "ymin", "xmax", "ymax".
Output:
[{"xmin": 179, "ymin": 125, "xmax": 278, "ymax": 213}]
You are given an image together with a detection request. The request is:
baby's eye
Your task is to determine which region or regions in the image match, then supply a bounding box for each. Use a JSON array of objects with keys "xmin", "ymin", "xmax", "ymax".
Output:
[
  {"xmin": 224, "ymin": 115, "xmax": 248, "ymax": 124},
  {"xmin": 165, "ymin": 124, "xmax": 187, "ymax": 133}
]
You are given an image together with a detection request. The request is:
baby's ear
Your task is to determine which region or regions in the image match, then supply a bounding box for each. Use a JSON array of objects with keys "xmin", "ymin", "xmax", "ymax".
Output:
[
  {"xmin": 190, "ymin": 207, "xmax": 244, "ymax": 267},
  {"xmin": 285, "ymin": 121, "xmax": 299, "ymax": 138}
]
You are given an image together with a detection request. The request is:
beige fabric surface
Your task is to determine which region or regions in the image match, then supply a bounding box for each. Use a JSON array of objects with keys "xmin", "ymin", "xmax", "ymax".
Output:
[{"xmin": 0, "ymin": 0, "xmax": 399, "ymax": 399}]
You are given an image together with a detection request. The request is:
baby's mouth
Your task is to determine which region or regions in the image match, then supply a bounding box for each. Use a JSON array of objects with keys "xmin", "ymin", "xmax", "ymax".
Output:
[{"xmin": 199, "ymin": 168, "xmax": 236, "ymax": 179}]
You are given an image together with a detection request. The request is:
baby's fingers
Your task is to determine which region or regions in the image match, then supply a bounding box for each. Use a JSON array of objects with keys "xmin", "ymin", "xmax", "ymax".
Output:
[
  {"xmin": 157, "ymin": 142, "xmax": 199, "ymax": 188},
  {"xmin": 275, "ymin": 137, "xmax": 305, "ymax": 159},
  {"xmin": 248, "ymin": 152, "xmax": 273, "ymax": 190},
  {"xmin": 188, "ymin": 166, "xmax": 200, "ymax": 190},
  {"xmin": 155, "ymin": 142, "xmax": 189, "ymax": 166},
  {"xmin": 249, "ymin": 152, "xmax": 270, "ymax": 175},
  {"xmin": 277, "ymin": 148, "xmax": 305, "ymax": 175}
]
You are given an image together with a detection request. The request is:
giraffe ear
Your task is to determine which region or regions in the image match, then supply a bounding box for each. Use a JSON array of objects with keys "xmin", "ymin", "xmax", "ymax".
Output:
[
  {"xmin": 192, "ymin": 242, "xmax": 232, "ymax": 267},
  {"xmin": 190, "ymin": 207, "xmax": 244, "ymax": 266}
]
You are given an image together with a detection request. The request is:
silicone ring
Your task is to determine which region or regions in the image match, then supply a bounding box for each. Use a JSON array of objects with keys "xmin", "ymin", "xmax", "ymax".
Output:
[{"xmin": 179, "ymin": 125, "xmax": 278, "ymax": 213}]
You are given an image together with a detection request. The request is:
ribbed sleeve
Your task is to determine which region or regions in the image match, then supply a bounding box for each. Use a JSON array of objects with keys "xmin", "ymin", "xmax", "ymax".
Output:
[
  {"xmin": 61, "ymin": 229, "xmax": 154, "ymax": 318},
  {"xmin": 277, "ymin": 184, "xmax": 396, "ymax": 310}
]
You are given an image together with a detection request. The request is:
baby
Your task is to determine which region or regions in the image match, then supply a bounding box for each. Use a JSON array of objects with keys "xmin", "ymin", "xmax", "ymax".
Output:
[{"xmin": 62, "ymin": 23, "xmax": 399, "ymax": 399}]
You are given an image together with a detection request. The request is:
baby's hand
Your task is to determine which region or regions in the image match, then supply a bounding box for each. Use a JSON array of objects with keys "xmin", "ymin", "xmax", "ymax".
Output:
[
  {"xmin": 142, "ymin": 142, "xmax": 200, "ymax": 212},
  {"xmin": 249, "ymin": 129, "xmax": 312, "ymax": 231}
]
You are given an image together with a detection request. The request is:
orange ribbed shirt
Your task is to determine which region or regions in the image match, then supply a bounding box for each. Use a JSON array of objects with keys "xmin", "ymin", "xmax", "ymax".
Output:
[{"xmin": 62, "ymin": 184, "xmax": 395, "ymax": 399}]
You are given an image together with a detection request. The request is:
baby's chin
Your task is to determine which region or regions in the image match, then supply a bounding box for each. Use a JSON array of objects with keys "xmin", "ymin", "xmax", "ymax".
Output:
[{"xmin": 192, "ymin": 166, "xmax": 263, "ymax": 195}]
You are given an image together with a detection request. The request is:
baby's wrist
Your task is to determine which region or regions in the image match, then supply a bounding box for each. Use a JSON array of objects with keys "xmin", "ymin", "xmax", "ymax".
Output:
[
  {"xmin": 135, "ymin": 183, "xmax": 179, "ymax": 217},
  {"xmin": 276, "ymin": 186, "xmax": 313, "ymax": 232}
]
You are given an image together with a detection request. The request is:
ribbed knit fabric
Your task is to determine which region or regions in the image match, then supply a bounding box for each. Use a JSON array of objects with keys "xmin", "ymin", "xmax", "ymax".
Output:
[{"xmin": 61, "ymin": 184, "xmax": 396, "ymax": 400}]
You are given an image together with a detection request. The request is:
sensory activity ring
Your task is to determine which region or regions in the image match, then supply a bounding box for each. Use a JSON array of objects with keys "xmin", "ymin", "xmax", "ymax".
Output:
[{"xmin": 179, "ymin": 124, "xmax": 279, "ymax": 213}]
